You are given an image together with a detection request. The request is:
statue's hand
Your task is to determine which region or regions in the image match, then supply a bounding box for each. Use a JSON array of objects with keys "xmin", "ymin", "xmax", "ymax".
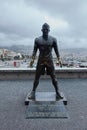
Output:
[
  {"xmin": 58, "ymin": 57, "xmax": 62, "ymax": 68},
  {"xmin": 29, "ymin": 59, "xmax": 34, "ymax": 68}
]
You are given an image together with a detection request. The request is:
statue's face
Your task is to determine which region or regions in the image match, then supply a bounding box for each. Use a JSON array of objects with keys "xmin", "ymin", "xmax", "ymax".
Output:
[{"xmin": 42, "ymin": 27, "xmax": 50, "ymax": 36}]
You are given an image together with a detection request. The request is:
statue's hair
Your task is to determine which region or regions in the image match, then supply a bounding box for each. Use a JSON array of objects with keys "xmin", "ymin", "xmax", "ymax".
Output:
[{"xmin": 42, "ymin": 23, "xmax": 50, "ymax": 30}]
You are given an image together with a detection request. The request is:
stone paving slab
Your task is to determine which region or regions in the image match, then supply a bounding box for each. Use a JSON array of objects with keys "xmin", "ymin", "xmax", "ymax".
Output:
[{"xmin": 0, "ymin": 79, "xmax": 87, "ymax": 130}]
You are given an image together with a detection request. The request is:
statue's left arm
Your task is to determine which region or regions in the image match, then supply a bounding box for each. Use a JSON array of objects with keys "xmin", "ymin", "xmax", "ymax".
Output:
[{"xmin": 53, "ymin": 38, "xmax": 62, "ymax": 67}]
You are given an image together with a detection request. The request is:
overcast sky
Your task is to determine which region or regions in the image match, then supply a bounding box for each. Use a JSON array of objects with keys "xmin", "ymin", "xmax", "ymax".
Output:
[{"xmin": 0, "ymin": 0, "xmax": 87, "ymax": 48}]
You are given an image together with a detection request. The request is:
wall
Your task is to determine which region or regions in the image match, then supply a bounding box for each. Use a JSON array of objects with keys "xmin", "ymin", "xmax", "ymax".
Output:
[{"xmin": 0, "ymin": 68, "xmax": 87, "ymax": 80}]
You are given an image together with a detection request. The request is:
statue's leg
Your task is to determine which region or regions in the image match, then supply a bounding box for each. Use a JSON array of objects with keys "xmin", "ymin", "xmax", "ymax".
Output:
[
  {"xmin": 28, "ymin": 72, "xmax": 40, "ymax": 99},
  {"xmin": 28, "ymin": 65, "xmax": 42, "ymax": 99},
  {"xmin": 32, "ymin": 72, "xmax": 40, "ymax": 92},
  {"xmin": 50, "ymin": 74, "xmax": 58, "ymax": 93},
  {"xmin": 50, "ymin": 74, "xmax": 63, "ymax": 99}
]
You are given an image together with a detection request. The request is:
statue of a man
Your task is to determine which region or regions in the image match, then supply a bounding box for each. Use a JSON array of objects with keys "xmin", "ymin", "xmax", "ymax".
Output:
[{"xmin": 28, "ymin": 23, "xmax": 63, "ymax": 100}]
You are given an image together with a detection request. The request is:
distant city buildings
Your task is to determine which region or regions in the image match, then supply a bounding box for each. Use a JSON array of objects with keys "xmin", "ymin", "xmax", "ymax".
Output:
[
  {"xmin": 0, "ymin": 46, "xmax": 87, "ymax": 68},
  {"xmin": 0, "ymin": 48, "xmax": 22, "ymax": 60}
]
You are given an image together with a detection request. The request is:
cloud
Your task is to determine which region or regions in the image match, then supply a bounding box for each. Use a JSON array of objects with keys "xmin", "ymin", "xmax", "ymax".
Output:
[
  {"xmin": 44, "ymin": 15, "xmax": 69, "ymax": 30},
  {"xmin": 0, "ymin": 0, "xmax": 87, "ymax": 48},
  {"xmin": 25, "ymin": 0, "xmax": 87, "ymax": 35},
  {"xmin": 0, "ymin": 1, "xmax": 41, "ymax": 37},
  {"xmin": 0, "ymin": 32, "xmax": 34, "ymax": 46}
]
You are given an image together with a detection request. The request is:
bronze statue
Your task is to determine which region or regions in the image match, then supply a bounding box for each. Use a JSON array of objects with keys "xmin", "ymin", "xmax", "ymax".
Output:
[{"xmin": 28, "ymin": 23, "xmax": 63, "ymax": 100}]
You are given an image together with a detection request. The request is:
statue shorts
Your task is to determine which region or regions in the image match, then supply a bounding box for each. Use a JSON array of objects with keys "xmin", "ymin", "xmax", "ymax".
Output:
[{"xmin": 35, "ymin": 57, "xmax": 55, "ymax": 77}]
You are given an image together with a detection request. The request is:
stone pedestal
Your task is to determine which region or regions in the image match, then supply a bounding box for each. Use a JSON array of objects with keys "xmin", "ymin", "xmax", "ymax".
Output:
[
  {"xmin": 25, "ymin": 92, "xmax": 68, "ymax": 118},
  {"xmin": 25, "ymin": 92, "xmax": 67, "ymax": 105}
]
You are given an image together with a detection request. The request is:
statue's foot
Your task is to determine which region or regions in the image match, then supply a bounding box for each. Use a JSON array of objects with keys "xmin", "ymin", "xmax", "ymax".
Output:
[
  {"xmin": 56, "ymin": 92, "xmax": 63, "ymax": 100},
  {"xmin": 28, "ymin": 91, "xmax": 35, "ymax": 99}
]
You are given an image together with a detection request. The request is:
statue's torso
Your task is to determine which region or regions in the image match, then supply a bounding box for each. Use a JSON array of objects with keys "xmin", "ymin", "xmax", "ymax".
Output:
[{"xmin": 36, "ymin": 36, "xmax": 55, "ymax": 59}]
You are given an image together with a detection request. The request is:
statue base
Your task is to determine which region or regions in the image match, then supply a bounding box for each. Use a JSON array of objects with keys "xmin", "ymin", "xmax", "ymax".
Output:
[
  {"xmin": 26, "ymin": 100, "xmax": 68, "ymax": 118},
  {"xmin": 25, "ymin": 92, "xmax": 67, "ymax": 106},
  {"xmin": 25, "ymin": 92, "xmax": 68, "ymax": 118}
]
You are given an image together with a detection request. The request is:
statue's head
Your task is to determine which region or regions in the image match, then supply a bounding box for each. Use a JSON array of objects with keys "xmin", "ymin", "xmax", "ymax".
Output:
[{"xmin": 41, "ymin": 23, "xmax": 50, "ymax": 34}]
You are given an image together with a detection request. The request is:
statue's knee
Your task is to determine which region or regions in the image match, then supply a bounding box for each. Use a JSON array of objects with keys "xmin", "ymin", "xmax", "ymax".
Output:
[
  {"xmin": 52, "ymin": 78, "xmax": 57, "ymax": 85},
  {"xmin": 34, "ymin": 80, "xmax": 39, "ymax": 86}
]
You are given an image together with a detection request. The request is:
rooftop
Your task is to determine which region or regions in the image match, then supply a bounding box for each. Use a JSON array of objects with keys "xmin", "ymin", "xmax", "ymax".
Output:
[{"xmin": 0, "ymin": 78, "xmax": 87, "ymax": 130}]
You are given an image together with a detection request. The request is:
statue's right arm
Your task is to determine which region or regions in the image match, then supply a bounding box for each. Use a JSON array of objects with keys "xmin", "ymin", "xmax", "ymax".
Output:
[
  {"xmin": 32, "ymin": 38, "xmax": 38, "ymax": 59},
  {"xmin": 29, "ymin": 39, "xmax": 38, "ymax": 67}
]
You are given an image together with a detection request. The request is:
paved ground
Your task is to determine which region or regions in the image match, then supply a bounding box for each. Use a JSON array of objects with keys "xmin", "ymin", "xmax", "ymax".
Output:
[{"xmin": 0, "ymin": 78, "xmax": 87, "ymax": 130}]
